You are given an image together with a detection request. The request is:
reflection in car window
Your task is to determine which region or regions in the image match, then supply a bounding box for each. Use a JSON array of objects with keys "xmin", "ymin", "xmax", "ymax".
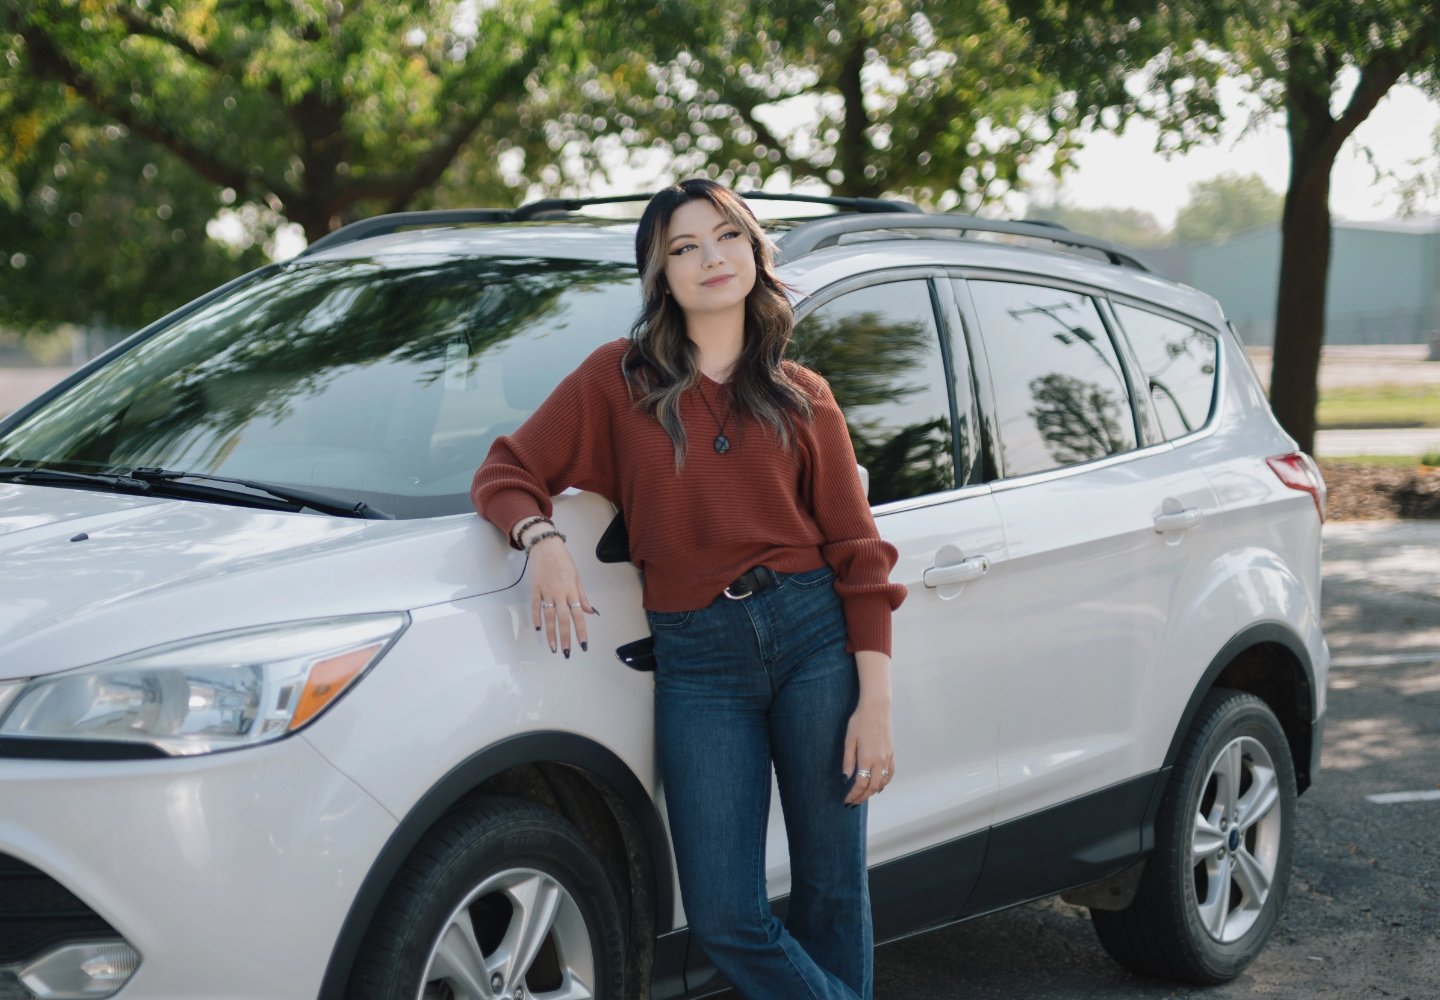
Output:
[
  {"xmin": 790, "ymin": 281, "xmax": 955, "ymax": 504},
  {"xmin": 1113, "ymin": 304, "xmax": 1218, "ymax": 440},
  {"xmin": 967, "ymin": 281, "xmax": 1137, "ymax": 478},
  {"xmin": 0, "ymin": 257, "xmax": 637, "ymax": 518}
]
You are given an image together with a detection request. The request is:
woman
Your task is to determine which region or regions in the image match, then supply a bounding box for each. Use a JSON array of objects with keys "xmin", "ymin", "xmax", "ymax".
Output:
[{"xmin": 472, "ymin": 179, "xmax": 905, "ymax": 1000}]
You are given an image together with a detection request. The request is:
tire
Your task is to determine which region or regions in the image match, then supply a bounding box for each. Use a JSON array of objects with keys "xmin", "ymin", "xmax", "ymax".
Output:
[
  {"xmin": 348, "ymin": 796, "xmax": 626, "ymax": 1000},
  {"xmin": 1092, "ymin": 688, "xmax": 1297, "ymax": 983}
]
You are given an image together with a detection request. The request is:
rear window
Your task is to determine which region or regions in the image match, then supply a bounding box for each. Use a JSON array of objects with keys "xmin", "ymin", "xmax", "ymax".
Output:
[{"xmin": 1112, "ymin": 303, "xmax": 1218, "ymax": 440}]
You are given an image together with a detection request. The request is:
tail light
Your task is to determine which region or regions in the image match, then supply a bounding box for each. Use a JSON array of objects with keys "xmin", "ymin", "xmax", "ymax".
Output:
[{"xmin": 1266, "ymin": 453, "xmax": 1326, "ymax": 523}]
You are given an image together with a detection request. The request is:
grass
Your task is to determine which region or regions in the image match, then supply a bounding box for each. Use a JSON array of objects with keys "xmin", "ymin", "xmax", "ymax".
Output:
[
  {"xmin": 1322, "ymin": 454, "xmax": 1431, "ymax": 468},
  {"xmin": 1316, "ymin": 384, "xmax": 1440, "ymax": 429}
]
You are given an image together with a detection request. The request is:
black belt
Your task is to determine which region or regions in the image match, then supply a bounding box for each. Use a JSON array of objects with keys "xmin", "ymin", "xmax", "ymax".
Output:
[{"xmin": 723, "ymin": 566, "xmax": 779, "ymax": 600}]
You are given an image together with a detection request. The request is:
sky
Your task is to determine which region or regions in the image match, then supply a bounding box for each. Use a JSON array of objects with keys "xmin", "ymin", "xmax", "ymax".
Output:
[{"xmin": 1020, "ymin": 76, "xmax": 1440, "ymax": 227}]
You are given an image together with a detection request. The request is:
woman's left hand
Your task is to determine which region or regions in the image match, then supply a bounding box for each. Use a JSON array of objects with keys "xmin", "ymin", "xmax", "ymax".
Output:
[{"xmin": 843, "ymin": 691, "xmax": 895, "ymax": 805}]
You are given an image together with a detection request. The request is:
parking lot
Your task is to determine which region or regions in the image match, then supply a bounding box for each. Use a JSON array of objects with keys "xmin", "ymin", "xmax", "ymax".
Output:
[{"xmin": 870, "ymin": 520, "xmax": 1440, "ymax": 999}]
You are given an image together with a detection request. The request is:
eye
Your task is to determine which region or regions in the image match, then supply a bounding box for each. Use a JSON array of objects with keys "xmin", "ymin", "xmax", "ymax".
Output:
[
  {"xmin": 719, "ymin": 230, "xmax": 742, "ymax": 241},
  {"xmin": 668, "ymin": 243, "xmax": 697, "ymax": 256}
]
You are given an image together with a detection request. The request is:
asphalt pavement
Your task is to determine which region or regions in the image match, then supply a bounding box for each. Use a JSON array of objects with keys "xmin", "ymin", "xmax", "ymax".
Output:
[{"xmin": 863, "ymin": 520, "xmax": 1440, "ymax": 1000}]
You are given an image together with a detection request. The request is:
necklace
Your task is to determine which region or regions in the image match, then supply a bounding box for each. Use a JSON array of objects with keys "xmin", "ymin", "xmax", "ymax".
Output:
[{"xmin": 698, "ymin": 380, "xmax": 736, "ymax": 454}]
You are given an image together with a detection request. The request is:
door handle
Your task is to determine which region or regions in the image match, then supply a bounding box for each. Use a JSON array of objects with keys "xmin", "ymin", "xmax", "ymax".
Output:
[
  {"xmin": 924, "ymin": 555, "xmax": 989, "ymax": 588},
  {"xmin": 1153, "ymin": 507, "xmax": 1203, "ymax": 533}
]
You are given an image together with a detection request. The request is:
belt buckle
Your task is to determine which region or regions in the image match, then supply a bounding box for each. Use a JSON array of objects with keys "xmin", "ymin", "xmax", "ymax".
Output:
[
  {"xmin": 723, "ymin": 569, "xmax": 757, "ymax": 600},
  {"xmin": 723, "ymin": 583, "xmax": 752, "ymax": 600}
]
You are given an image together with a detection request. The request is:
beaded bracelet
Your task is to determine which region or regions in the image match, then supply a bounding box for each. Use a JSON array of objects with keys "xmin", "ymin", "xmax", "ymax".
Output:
[
  {"xmin": 512, "ymin": 515, "xmax": 553, "ymax": 546},
  {"xmin": 524, "ymin": 528, "xmax": 567, "ymax": 552}
]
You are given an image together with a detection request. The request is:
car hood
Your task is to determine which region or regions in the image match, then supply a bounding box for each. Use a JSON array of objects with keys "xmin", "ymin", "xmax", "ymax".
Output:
[{"xmin": 0, "ymin": 483, "xmax": 541, "ymax": 680}]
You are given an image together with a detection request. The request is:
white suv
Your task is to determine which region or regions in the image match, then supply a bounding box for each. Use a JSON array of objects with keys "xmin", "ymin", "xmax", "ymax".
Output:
[{"xmin": 0, "ymin": 196, "xmax": 1327, "ymax": 1000}]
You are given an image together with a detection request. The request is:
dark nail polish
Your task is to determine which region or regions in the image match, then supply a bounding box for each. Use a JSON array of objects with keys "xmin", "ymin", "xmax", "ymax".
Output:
[
  {"xmin": 563, "ymin": 648, "xmax": 571, "ymax": 659},
  {"xmin": 535, "ymin": 625, "xmax": 541, "ymax": 632},
  {"xmin": 580, "ymin": 641, "xmax": 588, "ymax": 652}
]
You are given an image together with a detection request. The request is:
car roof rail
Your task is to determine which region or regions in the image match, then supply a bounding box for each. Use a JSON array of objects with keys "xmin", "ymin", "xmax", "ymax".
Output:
[
  {"xmin": 297, "ymin": 192, "xmax": 927, "ymax": 256},
  {"xmin": 775, "ymin": 212, "xmax": 1151, "ymax": 270},
  {"xmin": 510, "ymin": 191, "xmax": 922, "ymax": 221},
  {"xmin": 301, "ymin": 209, "xmax": 516, "ymax": 255}
]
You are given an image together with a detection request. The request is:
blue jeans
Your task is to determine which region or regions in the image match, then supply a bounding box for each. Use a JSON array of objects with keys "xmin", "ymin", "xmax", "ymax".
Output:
[{"xmin": 648, "ymin": 565, "xmax": 871, "ymax": 1000}]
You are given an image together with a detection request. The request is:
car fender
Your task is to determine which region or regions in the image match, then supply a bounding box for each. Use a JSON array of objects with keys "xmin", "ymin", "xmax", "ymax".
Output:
[{"xmin": 315, "ymin": 730, "xmax": 673, "ymax": 1000}]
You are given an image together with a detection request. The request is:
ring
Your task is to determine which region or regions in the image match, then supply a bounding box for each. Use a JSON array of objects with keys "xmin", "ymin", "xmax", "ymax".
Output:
[
  {"xmin": 540, "ymin": 601, "xmax": 556, "ymax": 608},
  {"xmin": 856, "ymin": 768, "xmax": 871, "ymax": 779},
  {"xmin": 880, "ymin": 768, "xmax": 890, "ymax": 777}
]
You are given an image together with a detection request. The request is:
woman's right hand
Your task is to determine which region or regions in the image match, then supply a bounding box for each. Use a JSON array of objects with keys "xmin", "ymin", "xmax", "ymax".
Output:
[{"xmin": 526, "ymin": 536, "xmax": 597, "ymax": 658}]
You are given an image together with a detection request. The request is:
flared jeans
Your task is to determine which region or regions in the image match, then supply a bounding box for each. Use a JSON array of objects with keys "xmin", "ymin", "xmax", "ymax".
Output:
[{"xmin": 649, "ymin": 565, "xmax": 871, "ymax": 1000}]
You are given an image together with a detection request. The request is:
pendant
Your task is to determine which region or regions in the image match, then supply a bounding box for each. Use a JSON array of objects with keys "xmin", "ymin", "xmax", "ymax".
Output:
[{"xmin": 714, "ymin": 435, "xmax": 731, "ymax": 454}]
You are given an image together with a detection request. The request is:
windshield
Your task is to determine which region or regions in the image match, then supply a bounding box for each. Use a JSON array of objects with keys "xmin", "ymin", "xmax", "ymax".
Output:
[{"xmin": 0, "ymin": 256, "xmax": 638, "ymax": 518}]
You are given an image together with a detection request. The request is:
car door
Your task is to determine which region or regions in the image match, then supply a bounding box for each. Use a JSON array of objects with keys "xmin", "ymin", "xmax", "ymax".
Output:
[
  {"xmin": 953, "ymin": 275, "xmax": 1227, "ymax": 909},
  {"xmin": 788, "ymin": 273, "xmax": 1006, "ymax": 933}
]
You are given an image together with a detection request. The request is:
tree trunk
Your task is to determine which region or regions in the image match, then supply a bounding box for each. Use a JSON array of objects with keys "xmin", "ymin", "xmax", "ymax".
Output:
[{"xmin": 1268, "ymin": 67, "xmax": 1340, "ymax": 455}]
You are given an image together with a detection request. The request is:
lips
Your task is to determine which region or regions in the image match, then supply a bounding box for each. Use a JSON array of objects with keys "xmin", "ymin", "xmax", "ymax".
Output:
[{"xmin": 701, "ymin": 274, "xmax": 735, "ymax": 287}]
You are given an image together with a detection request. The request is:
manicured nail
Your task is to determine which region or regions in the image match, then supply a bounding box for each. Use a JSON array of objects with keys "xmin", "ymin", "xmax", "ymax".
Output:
[
  {"xmin": 580, "ymin": 641, "xmax": 588, "ymax": 652},
  {"xmin": 563, "ymin": 648, "xmax": 571, "ymax": 659},
  {"xmin": 549, "ymin": 642, "xmax": 556, "ymax": 653},
  {"xmin": 535, "ymin": 625, "xmax": 541, "ymax": 632}
]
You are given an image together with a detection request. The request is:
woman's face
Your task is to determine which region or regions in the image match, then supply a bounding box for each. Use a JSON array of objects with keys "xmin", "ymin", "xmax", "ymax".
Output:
[{"xmin": 660, "ymin": 198, "xmax": 757, "ymax": 321}]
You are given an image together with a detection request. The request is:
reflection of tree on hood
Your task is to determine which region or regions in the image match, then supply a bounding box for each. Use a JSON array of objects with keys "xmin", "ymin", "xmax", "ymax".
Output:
[
  {"xmin": 2, "ymin": 259, "xmax": 631, "ymax": 473},
  {"xmin": 1027, "ymin": 373, "xmax": 1126, "ymax": 466}
]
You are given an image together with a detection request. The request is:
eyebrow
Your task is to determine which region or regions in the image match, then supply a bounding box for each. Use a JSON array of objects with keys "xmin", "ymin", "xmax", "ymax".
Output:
[{"xmin": 667, "ymin": 220, "xmax": 733, "ymax": 245}]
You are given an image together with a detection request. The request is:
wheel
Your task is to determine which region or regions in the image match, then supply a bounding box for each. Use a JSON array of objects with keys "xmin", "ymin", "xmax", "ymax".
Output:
[
  {"xmin": 1092, "ymin": 688, "xmax": 1297, "ymax": 983},
  {"xmin": 348, "ymin": 796, "xmax": 626, "ymax": 1000}
]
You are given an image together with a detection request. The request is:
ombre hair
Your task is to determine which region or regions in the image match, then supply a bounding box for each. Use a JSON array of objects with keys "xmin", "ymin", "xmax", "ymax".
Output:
[{"xmin": 623, "ymin": 178, "xmax": 811, "ymax": 468}]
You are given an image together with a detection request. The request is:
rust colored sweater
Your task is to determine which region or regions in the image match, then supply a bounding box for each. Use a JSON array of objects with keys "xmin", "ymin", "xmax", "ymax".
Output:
[{"xmin": 472, "ymin": 339, "xmax": 906, "ymax": 655}]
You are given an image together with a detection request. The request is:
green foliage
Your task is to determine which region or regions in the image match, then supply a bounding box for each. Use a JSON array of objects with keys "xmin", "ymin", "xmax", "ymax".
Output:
[
  {"xmin": 0, "ymin": 118, "xmax": 268, "ymax": 334},
  {"xmin": 1172, "ymin": 173, "xmax": 1282, "ymax": 244},
  {"xmin": 1, "ymin": 0, "xmax": 587, "ymax": 241},
  {"xmin": 554, "ymin": 0, "xmax": 1204, "ymax": 210},
  {"xmin": 1025, "ymin": 202, "xmax": 1168, "ymax": 248}
]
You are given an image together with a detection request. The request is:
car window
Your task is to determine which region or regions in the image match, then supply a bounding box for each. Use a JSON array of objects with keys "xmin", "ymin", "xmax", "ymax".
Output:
[
  {"xmin": 0, "ymin": 257, "xmax": 637, "ymax": 518},
  {"xmin": 965, "ymin": 280, "xmax": 1137, "ymax": 479},
  {"xmin": 790, "ymin": 280, "xmax": 956, "ymax": 504},
  {"xmin": 1112, "ymin": 303, "xmax": 1218, "ymax": 440}
]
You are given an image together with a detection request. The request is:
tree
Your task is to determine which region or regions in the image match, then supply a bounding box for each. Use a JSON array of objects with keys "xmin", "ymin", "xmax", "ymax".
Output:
[
  {"xmin": 1016, "ymin": 0, "xmax": 1439, "ymax": 453},
  {"xmin": 1172, "ymin": 172, "xmax": 1282, "ymax": 244},
  {"xmin": 1262, "ymin": 4, "xmax": 1437, "ymax": 452},
  {"xmin": 2, "ymin": 0, "xmax": 583, "ymax": 244},
  {"xmin": 0, "ymin": 115, "xmax": 269, "ymax": 334},
  {"xmin": 554, "ymin": 0, "xmax": 1223, "ymax": 211}
]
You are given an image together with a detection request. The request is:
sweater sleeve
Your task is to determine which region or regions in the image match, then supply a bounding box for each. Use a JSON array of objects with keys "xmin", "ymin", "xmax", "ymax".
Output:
[
  {"xmin": 471, "ymin": 342, "xmax": 622, "ymax": 547},
  {"xmin": 797, "ymin": 370, "xmax": 907, "ymax": 656}
]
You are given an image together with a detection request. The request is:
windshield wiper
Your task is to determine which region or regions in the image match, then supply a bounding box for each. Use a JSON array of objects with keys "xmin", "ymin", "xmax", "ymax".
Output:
[
  {"xmin": 128, "ymin": 467, "xmax": 394, "ymax": 520},
  {"xmin": 0, "ymin": 465, "xmax": 392, "ymax": 520}
]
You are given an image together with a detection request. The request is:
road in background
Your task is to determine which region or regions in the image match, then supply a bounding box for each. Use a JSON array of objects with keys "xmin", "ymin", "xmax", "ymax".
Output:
[{"xmin": 868, "ymin": 520, "xmax": 1440, "ymax": 999}]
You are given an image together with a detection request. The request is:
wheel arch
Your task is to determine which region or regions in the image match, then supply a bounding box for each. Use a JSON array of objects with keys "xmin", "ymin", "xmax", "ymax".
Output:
[
  {"xmin": 1165, "ymin": 622, "xmax": 1317, "ymax": 796},
  {"xmin": 316, "ymin": 731, "xmax": 673, "ymax": 1000}
]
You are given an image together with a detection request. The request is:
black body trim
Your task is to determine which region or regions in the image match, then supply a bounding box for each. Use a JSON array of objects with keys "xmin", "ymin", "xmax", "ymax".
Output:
[
  {"xmin": 1164, "ymin": 621, "xmax": 1318, "ymax": 792},
  {"xmin": 962, "ymin": 771, "xmax": 1162, "ymax": 917},
  {"xmin": 0, "ymin": 853, "xmax": 121, "ymax": 964},
  {"xmin": 0, "ymin": 737, "xmax": 168, "ymax": 761},
  {"xmin": 316, "ymin": 732, "xmax": 673, "ymax": 1000}
]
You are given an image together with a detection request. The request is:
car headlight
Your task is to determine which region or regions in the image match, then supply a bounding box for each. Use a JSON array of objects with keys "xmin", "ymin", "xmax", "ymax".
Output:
[{"xmin": 0, "ymin": 613, "xmax": 408, "ymax": 756}]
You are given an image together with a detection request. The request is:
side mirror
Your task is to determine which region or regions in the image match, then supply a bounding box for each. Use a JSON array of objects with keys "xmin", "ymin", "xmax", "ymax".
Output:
[{"xmin": 857, "ymin": 463, "xmax": 870, "ymax": 500}]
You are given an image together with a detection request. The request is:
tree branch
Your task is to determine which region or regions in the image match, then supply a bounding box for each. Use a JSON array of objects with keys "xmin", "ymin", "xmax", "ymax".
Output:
[
  {"xmin": 21, "ymin": 23, "xmax": 256, "ymax": 193},
  {"xmin": 115, "ymin": 5, "xmax": 228, "ymax": 72}
]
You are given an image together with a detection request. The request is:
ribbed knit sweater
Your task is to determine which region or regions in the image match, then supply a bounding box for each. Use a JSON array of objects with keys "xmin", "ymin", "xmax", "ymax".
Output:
[{"xmin": 472, "ymin": 338, "xmax": 906, "ymax": 656}]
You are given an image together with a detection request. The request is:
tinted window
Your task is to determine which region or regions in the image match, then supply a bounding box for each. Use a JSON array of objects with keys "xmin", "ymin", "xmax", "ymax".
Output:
[
  {"xmin": 1113, "ymin": 304, "xmax": 1218, "ymax": 440},
  {"xmin": 0, "ymin": 258, "xmax": 636, "ymax": 517},
  {"xmin": 791, "ymin": 280, "xmax": 955, "ymax": 504},
  {"xmin": 967, "ymin": 281, "xmax": 1137, "ymax": 478}
]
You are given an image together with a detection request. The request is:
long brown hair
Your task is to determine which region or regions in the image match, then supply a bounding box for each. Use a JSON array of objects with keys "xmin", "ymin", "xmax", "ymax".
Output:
[{"xmin": 623, "ymin": 179, "xmax": 811, "ymax": 468}]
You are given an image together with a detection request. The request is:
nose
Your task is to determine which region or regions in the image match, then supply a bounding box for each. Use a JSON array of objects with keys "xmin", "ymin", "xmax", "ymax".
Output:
[{"xmin": 702, "ymin": 241, "xmax": 724, "ymax": 266}]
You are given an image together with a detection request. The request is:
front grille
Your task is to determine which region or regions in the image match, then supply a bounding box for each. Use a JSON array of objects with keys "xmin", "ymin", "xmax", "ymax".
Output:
[{"xmin": 0, "ymin": 853, "xmax": 118, "ymax": 965}]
